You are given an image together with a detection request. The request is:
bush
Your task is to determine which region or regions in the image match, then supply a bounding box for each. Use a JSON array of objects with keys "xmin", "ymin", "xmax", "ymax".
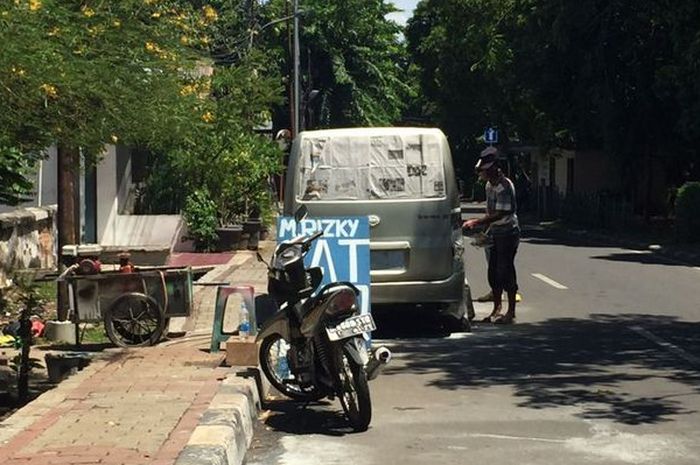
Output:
[
  {"xmin": 182, "ymin": 189, "xmax": 219, "ymax": 252},
  {"xmin": 675, "ymin": 182, "xmax": 700, "ymax": 243}
]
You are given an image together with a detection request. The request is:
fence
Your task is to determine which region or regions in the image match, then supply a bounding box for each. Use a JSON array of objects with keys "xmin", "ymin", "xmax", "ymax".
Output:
[
  {"xmin": 557, "ymin": 191, "xmax": 634, "ymax": 231},
  {"xmin": 0, "ymin": 206, "xmax": 57, "ymax": 287}
]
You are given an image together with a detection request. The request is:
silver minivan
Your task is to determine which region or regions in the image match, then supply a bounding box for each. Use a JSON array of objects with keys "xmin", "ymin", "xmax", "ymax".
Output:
[{"xmin": 284, "ymin": 127, "xmax": 471, "ymax": 330}]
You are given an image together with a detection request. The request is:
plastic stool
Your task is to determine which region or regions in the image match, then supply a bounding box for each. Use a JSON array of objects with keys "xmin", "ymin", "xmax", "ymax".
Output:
[{"xmin": 210, "ymin": 285, "xmax": 256, "ymax": 353}]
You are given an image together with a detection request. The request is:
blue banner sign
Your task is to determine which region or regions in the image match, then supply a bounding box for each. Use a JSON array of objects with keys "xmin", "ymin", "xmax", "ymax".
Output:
[{"xmin": 277, "ymin": 216, "xmax": 371, "ymax": 315}]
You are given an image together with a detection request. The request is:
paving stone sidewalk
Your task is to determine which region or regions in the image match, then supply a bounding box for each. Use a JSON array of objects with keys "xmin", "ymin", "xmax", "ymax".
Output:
[{"xmin": 0, "ymin": 242, "xmax": 274, "ymax": 465}]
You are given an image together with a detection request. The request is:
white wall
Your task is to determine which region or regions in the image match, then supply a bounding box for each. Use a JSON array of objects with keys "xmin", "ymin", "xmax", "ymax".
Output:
[
  {"xmin": 534, "ymin": 150, "xmax": 574, "ymax": 194},
  {"xmin": 95, "ymin": 145, "xmax": 183, "ymax": 248},
  {"xmin": 100, "ymin": 214, "xmax": 183, "ymax": 247},
  {"xmin": 3, "ymin": 144, "xmax": 183, "ymax": 250},
  {"xmin": 555, "ymin": 150, "xmax": 575, "ymax": 193},
  {"xmin": 96, "ymin": 145, "xmax": 119, "ymax": 243}
]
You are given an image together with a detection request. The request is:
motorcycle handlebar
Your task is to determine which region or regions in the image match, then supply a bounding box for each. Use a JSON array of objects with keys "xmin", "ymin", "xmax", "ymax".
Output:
[
  {"xmin": 307, "ymin": 230, "xmax": 324, "ymax": 243},
  {"xmin": 276, "ymin": 230, "xmax": 325, "ymax": 259},
  {"xmin": 301, "ymin": 230, "xmax": 324, "ymax": 252}
]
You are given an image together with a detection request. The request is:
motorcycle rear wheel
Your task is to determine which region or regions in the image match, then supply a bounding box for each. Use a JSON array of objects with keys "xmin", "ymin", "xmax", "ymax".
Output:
[
  {"xmin": 335, "ymin": 342, "xmax": 372, "ymax": 432},
  {"xmin": 260, "ymin": 334, "xmax": 326, "ymax": 402}
]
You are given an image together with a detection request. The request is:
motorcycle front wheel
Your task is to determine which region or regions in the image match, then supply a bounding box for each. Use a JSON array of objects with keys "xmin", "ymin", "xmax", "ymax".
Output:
[
  {"xmin": 335, "ymin": 341, "xmax": 372, "ymax": 432},
  {"xmin": 260, "ymin": 334, "xmax": 326, "ymax": 402}
]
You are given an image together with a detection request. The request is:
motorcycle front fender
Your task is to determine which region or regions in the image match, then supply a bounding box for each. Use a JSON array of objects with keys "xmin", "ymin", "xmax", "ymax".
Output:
[
  {"xmin": 256, "ymin": 308, "xmax": 291, "ymax": 342},
  {"xmin": 342, "ymin": 336, "xmax": 370, "ymax": 366}
]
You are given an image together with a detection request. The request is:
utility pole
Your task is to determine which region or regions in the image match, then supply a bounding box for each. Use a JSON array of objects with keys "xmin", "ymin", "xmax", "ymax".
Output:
[
  {"xmin": 286, "ymin": 0, "xmax": 293, "ymax": 135},
  {"xmin": 293, "ymin": 0, "xmax": 300, "ymax": 137}
]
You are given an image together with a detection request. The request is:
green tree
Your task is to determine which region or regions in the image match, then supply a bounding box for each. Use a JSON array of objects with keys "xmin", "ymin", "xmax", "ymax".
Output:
[
  {"xmin": 258, "ymin": 0, "xmax": 410, "ymax": 129},
  {"xmin": 0, "ymin": 0, "xmax": 216, "ymax": 206},
  {"xmin": 406, "ymin": 0, "xmax": 524, "ymax": 175},
  {"xmin": 0, "ymin": 143, "xmax": 41, "ymax": 205},
  {"xmin": 136, "ymin": 49, "xmax": 284, "ymax": 225},
  {"xmin": 407, "ymin": 0, "xmax": 700, "ymax": 211}
]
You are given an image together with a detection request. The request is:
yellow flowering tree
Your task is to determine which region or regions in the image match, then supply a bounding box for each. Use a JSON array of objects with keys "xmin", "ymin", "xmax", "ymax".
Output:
[
  {"xmin": 0, "ymin": 0, "xmax": 216, "ymax": 202},
  {"xmin": 2, "ymin": 1, "xmax": 285, "ymax": 255},
  {"xmin": 138, "ymin": 51, "xmax": 284, "ymax": 232}
]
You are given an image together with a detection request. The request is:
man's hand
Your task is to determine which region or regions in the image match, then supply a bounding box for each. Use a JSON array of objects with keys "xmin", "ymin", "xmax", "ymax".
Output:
[{"xmin": 463, "ymin": 218, "xmax": 480, "ymax": 229}]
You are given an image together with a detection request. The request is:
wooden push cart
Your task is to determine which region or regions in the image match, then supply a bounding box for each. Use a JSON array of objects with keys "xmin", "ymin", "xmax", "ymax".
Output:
[{"xmin": 64, "ymin": 267, "xmax": 194, "ymax": 347}]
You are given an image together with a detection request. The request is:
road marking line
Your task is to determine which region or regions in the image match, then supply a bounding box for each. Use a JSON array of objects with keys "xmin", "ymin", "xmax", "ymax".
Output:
[
  {"xmin": 628, "ymin": 249, "xmax": 646, "ymax": 254},
  {"xmin": 631, "ymin": 326, "xmax": 700, "ymax": 367},
  {"xmin": 531, "ymin": 273, "xmax": 569, "ymax": 289},
  {"xmin": 467, "ymin": 433, "xmax": 565, "ymax": 444}
]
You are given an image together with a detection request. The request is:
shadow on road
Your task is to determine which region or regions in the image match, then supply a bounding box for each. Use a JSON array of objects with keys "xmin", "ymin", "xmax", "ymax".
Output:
[
  {"xmin": 522, "ymin": 228, "xmax": 700, "ymax": 267},
  {"xmin": 260, "ymin": 308, "xmax": 456, "ymax": 436},
  {"xmin": 521, "ymin": 227, "xmax": 625, "ymax": 249},
  {"xmin": 372, "ymin": 305, "xmax": 454, "ymax": 339},
  {"xmin": 589, "ymin": 252, "xmax": 688, "ymax": 267},
  {"xmin": 382, "ymin": 313, "xmax": 700, "ymax": 425},
  {"xmin": 262, "ymin": 398, "xmax": 357, "ymax": 436}
]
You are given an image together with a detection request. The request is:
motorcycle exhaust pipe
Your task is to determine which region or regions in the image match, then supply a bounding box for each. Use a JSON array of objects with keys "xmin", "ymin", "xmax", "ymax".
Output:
[{"xmin": 366, "ymin": 346, "xmax": 392, "ymax": 381}]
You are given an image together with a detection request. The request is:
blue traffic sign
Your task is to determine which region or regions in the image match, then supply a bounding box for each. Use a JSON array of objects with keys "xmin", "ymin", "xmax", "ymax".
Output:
[{"xmin": 484, "ymin": 127, "xmax": 499, "ymax": 144}]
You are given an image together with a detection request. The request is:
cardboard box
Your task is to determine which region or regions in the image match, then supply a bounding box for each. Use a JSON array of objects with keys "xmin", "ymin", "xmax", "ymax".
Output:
[{"xmin": 225, "ymin": 337, "xmax": 260, "ymax": 367}]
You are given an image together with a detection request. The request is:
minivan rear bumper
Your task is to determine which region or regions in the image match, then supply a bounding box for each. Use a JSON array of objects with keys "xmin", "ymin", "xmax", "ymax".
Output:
[{"xmin": 370, "ymin": 269, "xmax": 465, "ymax": 304}]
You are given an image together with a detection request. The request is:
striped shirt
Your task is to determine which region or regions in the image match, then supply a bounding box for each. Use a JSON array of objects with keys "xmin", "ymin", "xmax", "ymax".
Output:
[{"xmin": 486, "ymin": 175, "xmax": 519, "ymax": 236}]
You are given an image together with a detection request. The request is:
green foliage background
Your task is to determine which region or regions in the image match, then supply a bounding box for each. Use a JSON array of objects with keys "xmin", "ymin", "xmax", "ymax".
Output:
[
  {"xmin": 406, "ymin": 0, "xmax": 700, "ymax": 191},
  {"xmin": 259, "ymin": 0, "xmax": 411, "ymax": 129},
  {"xmin": 0, "ymin": 0, "xmax": 215, "ymax": 203}
]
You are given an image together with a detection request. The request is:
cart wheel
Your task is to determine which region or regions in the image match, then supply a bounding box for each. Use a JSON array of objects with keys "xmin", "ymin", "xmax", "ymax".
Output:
[{"xmin": 104, "ymin": 293, "xmax": 166, "ymax": 347}]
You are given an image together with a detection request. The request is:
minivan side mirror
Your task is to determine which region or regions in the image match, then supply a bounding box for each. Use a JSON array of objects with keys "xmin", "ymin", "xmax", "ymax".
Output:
[{"xmin": 294, "ymin": 205, "xmax": 309, "ymax": 222}]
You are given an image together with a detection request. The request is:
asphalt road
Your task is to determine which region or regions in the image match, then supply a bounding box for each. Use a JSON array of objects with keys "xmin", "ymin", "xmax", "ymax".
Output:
[{"xmin": 244, "ymin": 223, "xmax": 700, "ymax": 465}]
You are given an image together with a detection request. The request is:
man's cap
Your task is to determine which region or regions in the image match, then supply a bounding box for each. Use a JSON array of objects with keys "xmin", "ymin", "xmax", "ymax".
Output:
[{"xmin": 475, "ymin": 147, "xmax": 499, "ymax": 171}]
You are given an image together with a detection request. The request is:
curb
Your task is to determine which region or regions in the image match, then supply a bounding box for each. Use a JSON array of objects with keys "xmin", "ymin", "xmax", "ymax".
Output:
[
  {"xmin": 175, "ymin": 368, "xmax": 267, "ymax": 465},
  {"xmin": 175, "ymin": 247, "xmax": 273, "ymax": 465}
]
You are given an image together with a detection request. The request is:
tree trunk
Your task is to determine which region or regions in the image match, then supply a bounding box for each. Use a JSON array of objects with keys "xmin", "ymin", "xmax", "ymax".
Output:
[{"xmin": 57, "ymin": 146, "xmax": 80, "ymax": 321}]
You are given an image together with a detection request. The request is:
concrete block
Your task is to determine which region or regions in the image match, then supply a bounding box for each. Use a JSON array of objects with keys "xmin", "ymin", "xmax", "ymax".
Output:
[
  {"xmin": 187, "ymin": 425, "xmax": 235, "ymax": 447},
  {"xmin": 44, "ymin": 353, "xmax": 91, "ymax": 383},
  {"xmin": 167, "ymin": 317, "xmax": 188, "ymax": 336},
  {"xmin": 209, "ymin": 393, "xmax": 248, "ymax": 411},
  {"xmin": 225, "ymin": 338, "xmax": 259, "ymax": 367},
  {"xmin": 44, "ymin": 320, "xmax": 77, "ymax": 344},
  {"xmin": 176, "ymin": 445, "xmax": 228, "ymax": 465}
]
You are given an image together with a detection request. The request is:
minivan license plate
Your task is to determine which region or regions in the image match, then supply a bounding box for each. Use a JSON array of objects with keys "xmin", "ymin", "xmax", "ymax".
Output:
[{"xmin": 326, "ymin": 314, "xmax": 376, "ymax": 341}]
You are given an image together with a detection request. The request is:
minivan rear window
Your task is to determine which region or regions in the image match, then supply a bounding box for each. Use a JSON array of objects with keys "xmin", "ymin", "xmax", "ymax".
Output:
[{"xmin": 297, "ymin": 134, "xmax": 446, "ymax": 201}]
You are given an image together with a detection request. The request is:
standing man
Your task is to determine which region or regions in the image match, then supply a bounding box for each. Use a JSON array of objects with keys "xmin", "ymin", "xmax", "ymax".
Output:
[{"xmin": 464, "ymin": 147, "xmax": 520, "ymax": 324}]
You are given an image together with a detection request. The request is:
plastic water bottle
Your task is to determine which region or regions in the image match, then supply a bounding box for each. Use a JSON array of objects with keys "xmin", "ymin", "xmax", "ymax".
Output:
[
  {"xmin": 277, "ymin": 351, "xmax": 290, "ymax": 379},
  {"xmin": 239, "ymin": 301, "xmax": 250, "ymax": 339}
]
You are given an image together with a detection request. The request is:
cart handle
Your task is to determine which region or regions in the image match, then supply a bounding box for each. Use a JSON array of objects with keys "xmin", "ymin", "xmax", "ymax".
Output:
[
  {"xmin": 56, "ymin": 264, "xmax": 79, "ymax": 282},
  {"xmin": 193, "ymin": 281, "xmax": 231, "ymax": 287}
]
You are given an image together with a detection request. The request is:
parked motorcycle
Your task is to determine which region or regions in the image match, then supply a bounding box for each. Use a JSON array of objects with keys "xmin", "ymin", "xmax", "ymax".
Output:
[{"xmin": 256, "ymin": 208, "xmax": 391, "ymax": 432}]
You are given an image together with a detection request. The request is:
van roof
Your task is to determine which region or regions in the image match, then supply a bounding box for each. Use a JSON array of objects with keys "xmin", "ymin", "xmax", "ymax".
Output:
[{"xmin": 298, "ymin": 127, "xmax": 446, "ymax": 139}]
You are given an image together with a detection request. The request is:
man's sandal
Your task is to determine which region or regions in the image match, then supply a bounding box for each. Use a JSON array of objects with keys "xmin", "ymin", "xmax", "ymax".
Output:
[
  {"xmin": 493, "ymin": 314, "xmax": 515, "ymax": 325},
  {"xmin": 481, "ymin": 312, "xmax": 505, "ymax": 323}
]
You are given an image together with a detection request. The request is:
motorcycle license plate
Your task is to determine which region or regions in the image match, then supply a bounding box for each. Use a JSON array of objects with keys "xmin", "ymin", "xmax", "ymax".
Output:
[{"xmin": 326, "ymin": 314, "xmax": 376, "ymax": 341}]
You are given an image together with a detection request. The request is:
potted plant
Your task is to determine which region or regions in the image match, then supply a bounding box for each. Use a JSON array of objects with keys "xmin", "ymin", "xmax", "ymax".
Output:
[{"xmin": 181, "ymin": 189, "xmax": 219, "ymax": 252}]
